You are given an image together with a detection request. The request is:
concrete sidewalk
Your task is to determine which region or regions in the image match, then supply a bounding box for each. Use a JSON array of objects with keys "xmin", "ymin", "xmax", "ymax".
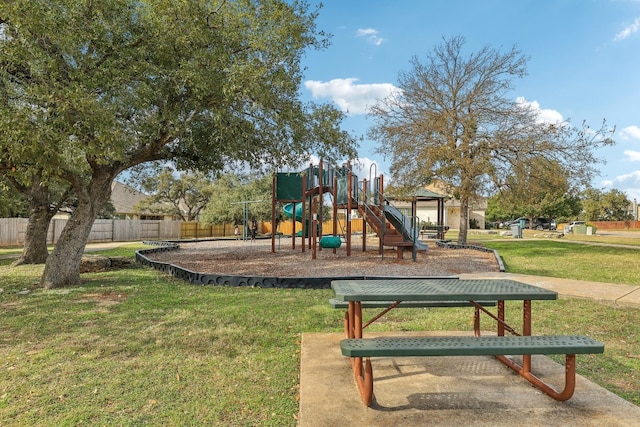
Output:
[
  {"xmin": 299, "ymin": 275, "xmax": 640, "ymax": 426},
  {"xmin": 299, "ymin": 332, "xmax": 640, "ymax": 426},
  {"xmin": 460, "ymin": 272, "xmax": 640, "ymax": 308},
  {"xmin": 0, "ymin": 241, "xmax": 141, "ymax": 260}
]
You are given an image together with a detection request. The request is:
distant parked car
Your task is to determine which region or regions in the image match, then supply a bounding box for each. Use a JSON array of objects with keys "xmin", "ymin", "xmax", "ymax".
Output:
[
  {"xmin": 505, "ymin": 217, "xmax": 555, "ymax": 231},
  {"xmin": 536, "ymin": 218, "xmax": 556, "ymax": 231},
  {"xmin": 567, "ymin": 221, "xmax": 585, "ymax": 232}
]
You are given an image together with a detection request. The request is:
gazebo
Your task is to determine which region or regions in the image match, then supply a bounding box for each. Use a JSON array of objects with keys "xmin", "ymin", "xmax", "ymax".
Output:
[{"xmin": 390, "ymin": 188, "xmax": 449, "ymax": 240}]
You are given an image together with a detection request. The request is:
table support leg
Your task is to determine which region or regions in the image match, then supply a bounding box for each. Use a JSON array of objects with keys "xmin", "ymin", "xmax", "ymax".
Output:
[
  {"xmin": 362, "ymin": 301, "xmax": 402, "ymax": 330},
  {"xmin": 351, "ymin": 357, "xmax": 374, "ymax": 406},
  {"xmin": 343, "ymin": 310, "xmax": 349, "ymax": 338},
  {"xmin": 497, "ymin": 300, "xmax": 505, "ymax": 336},
  {"xmin": 474, "ymin": 305, "xmax": 480, "ymax": 336},
  {"xmin": 345, "ymin": 302, "xmax": 363, "ymax": 339},
  {"xmin": 522, "ymin": 300, "xmax": 532, "ymax": 373},
  {"xmin": 347, "ymin": 303, "xmax": 354, "ymax": 338},
  {"xmin": 495, "ymin": 354, "xmax": 577, "ymax": 401},
  {"xmin": 354, "ymin": 302, "xmax": 362, "ymax": 339},
  {"xmin": 345, "ymin": 300, "xmax": 373, "ymax": 405},
  {"xmin": 472, "ymin": 300, "xmax": 520, "ymax": 337}
]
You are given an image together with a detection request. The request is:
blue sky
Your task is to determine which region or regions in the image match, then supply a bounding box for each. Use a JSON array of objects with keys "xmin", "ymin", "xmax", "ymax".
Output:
[{"xmin": 299, "ymin": 0, "xmax": 640, "ymax": 200}]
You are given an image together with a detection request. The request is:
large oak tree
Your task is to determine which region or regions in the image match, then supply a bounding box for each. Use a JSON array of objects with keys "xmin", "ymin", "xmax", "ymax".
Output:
[
  {"xmin": 8, "ymin": 174, "xmax": 73, "ymax": 265},
  {"xmin": 497, "ymin": 156, "xmax": 576, "ymax": 227},
  {"xmin": 130, "ymin": 167, "xmax": 215, "ymax": 222},
  {"xmin": 200, "ymin": 173, "xmax": 273, "ymax": 225},
  {"xmin": 1, "ymin": 0, "xmax": 356, "ymax": 288},
  {"xmin": 581, "ymin": 188, "xmax": 632, "ymax": 221},
  {"xmin": 369, "ymin": 36, "xmax": 614, "ymax": 244}
]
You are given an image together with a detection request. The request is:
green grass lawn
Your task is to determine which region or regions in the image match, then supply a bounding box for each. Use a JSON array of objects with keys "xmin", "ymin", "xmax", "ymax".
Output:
[
  {"xmin": 0, "ymin": 241, "xmax": 639, "ymax": 425},
  {"xmin": 482, "ymin": 239, "xmax": 640, "ymax": 283}
]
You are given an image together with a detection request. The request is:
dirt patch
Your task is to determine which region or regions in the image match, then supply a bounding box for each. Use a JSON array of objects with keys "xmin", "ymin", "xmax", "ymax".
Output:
[
  {"xmin": 76, "ymin": 291, "xmax": 128, "ymax": 307},
  {"xmin": 143, "ymin": 238, "xmax": 500, "ymax": 277}
]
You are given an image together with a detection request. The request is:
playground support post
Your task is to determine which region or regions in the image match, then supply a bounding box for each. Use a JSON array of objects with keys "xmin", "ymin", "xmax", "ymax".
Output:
[
  {"xmin": 231, "ymin": 199, "xmax": 262, "ymax": 241},
  {"xmin": 271, "ymin": 174, "xmax": 276, "ymax": 253},
  {"xmin": 378, "ymin": 174, "xmax": 384, "ymax": 258},
  {"xmin": 317, "ymin": 159, "xmax": 323, "ymax": 254},
  {"xmin": 333, "ymin": 175, "xmax": 338, "ymax": 255},
  {"xmin": 311, "ymin": 197, "xmax": 317, "ymax": 259},
  {"xmin": 301, "ymin": 176, "xmax": 306, "ymax": 253},
  {"xmin": 361, "ymin": 178, "xmax": 367, "ymax": 253},
  {"xmin": 347, "ymin": 165, "xmax": 352, "ymax": 256}
]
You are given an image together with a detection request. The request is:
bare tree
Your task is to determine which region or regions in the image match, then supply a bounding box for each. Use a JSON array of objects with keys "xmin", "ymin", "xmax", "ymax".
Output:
[{"xmin": 369, "ymin": 36, "xmax": 614, "ymax": 244}]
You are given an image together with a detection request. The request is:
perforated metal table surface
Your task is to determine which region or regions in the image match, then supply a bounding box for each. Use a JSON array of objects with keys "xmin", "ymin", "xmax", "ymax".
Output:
[{"xmin": 331, "ymin": 278, "xmax": 558, "ymax": 302}]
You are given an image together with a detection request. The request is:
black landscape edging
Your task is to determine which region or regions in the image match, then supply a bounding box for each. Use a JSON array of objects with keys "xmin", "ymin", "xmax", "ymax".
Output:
[
  {"xmin": 435, "ymin": 240, "xmax": 505, "ymax": 272},
  {"xmin": 135, "ymin": 241, "xmax": 466, "ymax": 289}
]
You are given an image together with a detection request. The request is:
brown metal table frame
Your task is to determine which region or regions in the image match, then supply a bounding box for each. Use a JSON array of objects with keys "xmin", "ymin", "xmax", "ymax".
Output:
[{"xmin": 334, "ymin": 279, "xmax": 580, "ymax": 404}]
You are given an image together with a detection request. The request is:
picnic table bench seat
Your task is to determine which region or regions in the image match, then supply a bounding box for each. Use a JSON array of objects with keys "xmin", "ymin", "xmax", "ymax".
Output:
[
  {"xmin": 340, "ymin": 335, "xmax": 604, "ymax": 357},
  {"xmin": 342, "ymin": 334, "xmax": 604, "ymax": 405}
]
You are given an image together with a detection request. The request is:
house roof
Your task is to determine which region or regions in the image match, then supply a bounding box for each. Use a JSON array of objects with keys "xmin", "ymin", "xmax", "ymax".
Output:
[
  {"xmin": 390, "ymin": 188, "xmax": 448, "ymax": 202},
  {"xmin": 110, "ymin": 181, "xmax": 151, "ymax": 214},
  {"xmin": 410, "ymin": 188, "xmax": 448, "ymax": 200}
]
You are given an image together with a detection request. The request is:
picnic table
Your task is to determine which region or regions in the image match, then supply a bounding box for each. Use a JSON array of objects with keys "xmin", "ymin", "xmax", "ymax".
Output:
[{"xmin": 331, "ymin": 278, "xmax": 604, "ymax": 406}]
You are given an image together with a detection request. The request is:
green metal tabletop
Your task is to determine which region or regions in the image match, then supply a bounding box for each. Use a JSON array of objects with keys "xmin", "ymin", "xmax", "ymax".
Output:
[{"xmin": 331, "ymin": 279, "xmax": 558, "ymax": 302}]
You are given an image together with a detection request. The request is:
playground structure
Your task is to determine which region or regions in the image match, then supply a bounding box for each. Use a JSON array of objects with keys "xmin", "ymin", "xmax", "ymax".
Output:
[{"xmin": 270, "ymin": 160, "xmax": 447, "ymax": 261}]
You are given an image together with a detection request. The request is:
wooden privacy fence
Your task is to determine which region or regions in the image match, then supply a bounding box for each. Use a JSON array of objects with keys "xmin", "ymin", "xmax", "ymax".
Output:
[
  {"xmin": 180, "ymin": 219, "xmax": 369, "ymax": 239},
  {"xmin": 0, "ymin": 218, "xmax": 182, "ymax": 246},
  {"xmin": 180, "ymin": 222, "xmax": 231, "ymax": 239},
  {"xmin": 1, "ymin": 216, "xmax": 374, "ymax": 246},
  {"xmin": 589, "ymin": 220, "xmax": 640, "ymax": 230}
]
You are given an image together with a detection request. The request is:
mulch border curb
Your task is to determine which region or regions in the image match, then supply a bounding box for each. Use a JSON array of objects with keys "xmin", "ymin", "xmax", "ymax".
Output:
[{"xmin": 136, "ymin": 240, "xmax": 503, "ymax": 289}]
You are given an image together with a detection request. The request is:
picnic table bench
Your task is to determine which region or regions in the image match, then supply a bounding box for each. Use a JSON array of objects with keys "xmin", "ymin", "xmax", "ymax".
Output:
[
  {"xmin": 420, "ymin": 225, "xmax": 450, "ymax": 239},
  {"xmin": 340, "ymin": 335, "xmax": 604, "ymax": 404},
  {"xmin": 329, "ymin": 298, "xmax": 496, "ymax": 309},
  {"xmin": 331, "ymin": 278, "xmax": 605, "ymax": 406}
]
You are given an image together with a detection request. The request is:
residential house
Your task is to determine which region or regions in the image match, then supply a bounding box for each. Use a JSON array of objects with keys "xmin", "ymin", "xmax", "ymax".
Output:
[
  {"xmin": 389, "ymin": 185, "xmax": 487, "ymax": 230},
  {"xmin": 110, "ymin": 181, "xmax": 176, "ymax": 220}
]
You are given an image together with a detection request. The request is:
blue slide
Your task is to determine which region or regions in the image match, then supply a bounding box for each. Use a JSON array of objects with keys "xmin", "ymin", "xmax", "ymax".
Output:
[
  {"xmin": 283, "ymin": 203, "xmax": 304, "ymax": 221},
  {"xmin": 383, "ymin": 204, "xmax": 429, "ymax": 252}
]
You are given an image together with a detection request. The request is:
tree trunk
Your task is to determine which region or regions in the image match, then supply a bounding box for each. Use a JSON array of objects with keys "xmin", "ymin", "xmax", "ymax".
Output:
[
  {"xmin": 40, "ymin": 171, "xmax": 115, "ymax": 289},
  {"xmin": 458, "ymin": 195, "xmax": 469, "ymax": 245},
  {"xmin": 12, "ymin": 177, "xmax": 53, "ymax": 266}
]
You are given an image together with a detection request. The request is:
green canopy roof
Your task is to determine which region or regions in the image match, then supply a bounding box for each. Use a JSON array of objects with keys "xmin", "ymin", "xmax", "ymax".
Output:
[{"xmin": 390, "ymin": 188, "xmax": 448, "ymax": 201}]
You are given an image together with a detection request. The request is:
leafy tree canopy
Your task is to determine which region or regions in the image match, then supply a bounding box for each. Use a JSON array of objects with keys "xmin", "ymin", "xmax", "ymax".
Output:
[
  {"xmin": 0, "ymin": 0, "xmax": 357, "ymax": 288},
  {"xmin": 581, "ymin": 188, "xmax": 631, "ymax": 221},
  {"xmin": 201, "ymin": 173, "xmax": 272, "ymax": 225},
  {"xmin": 0, "ymin": 178, "xmax": 27, "ymax": 217},
  {"xmin": 129, "ymin": 166, "xmax": 215, "ymax": 221},
  {"xmin": 491, "ymin": 156, "xmax": 581, "ymax": 222}
]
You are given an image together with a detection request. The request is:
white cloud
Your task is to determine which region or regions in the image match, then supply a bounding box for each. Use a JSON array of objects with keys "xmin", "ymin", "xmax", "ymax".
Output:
[
  {"xmin": 304, "ymin": 78, "xmax": 401, "ymax": 115},
  {"xmin": 356, "ymin": 28, "xmax": 384, "ymax": 46},
  {"xmin": 619, "ymin": 125, "xmax": 640, "ymax": 141},
  {"xmin": 614, "ymin": 17, "xmax": 640, "ymax": 41},
  {"xmin": 624, "ymin": 150, "xmax": 640, "ymax": 162},
  {"xmin": 600, "ymin": 177, "xmax": 640, "ymax": 200},
  {"xmin": 515, "ymin": 97, "xmax": 564, "ymax": 124},
  {"xmin": 602, "ymin": 170, "xmax": 640, "ymax": 187},
  {"xmin": 350, "ymin": 157, "xmax": 384, "ymax": 181}
]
